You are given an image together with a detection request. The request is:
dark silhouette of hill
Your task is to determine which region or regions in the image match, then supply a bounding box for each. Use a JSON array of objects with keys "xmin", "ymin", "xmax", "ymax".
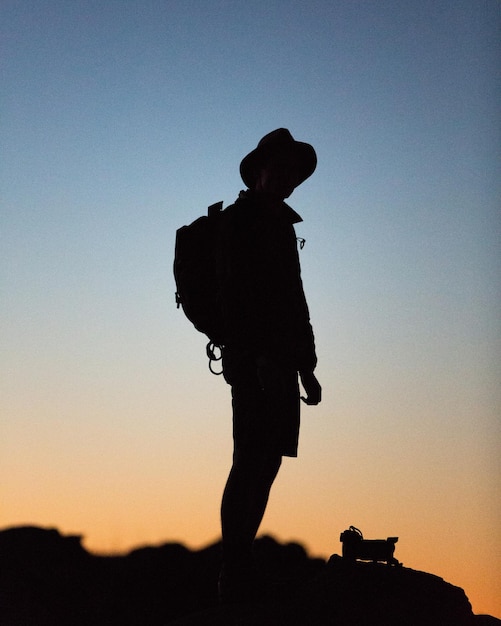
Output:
[{"xmin": 0, "ymin": 526, "xmax": 499, "ymax": 625}]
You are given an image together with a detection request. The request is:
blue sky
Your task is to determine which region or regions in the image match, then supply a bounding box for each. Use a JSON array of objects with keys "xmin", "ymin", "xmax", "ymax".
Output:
[{"xmin": 2, "ymin": 0, "xmax": 500, "ymax": 617}]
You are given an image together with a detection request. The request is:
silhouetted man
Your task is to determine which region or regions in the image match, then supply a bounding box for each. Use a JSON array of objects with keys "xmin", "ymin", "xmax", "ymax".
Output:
[{"xmin": 218, "ymin": 129, "xmax": 321, "ymax": 602}]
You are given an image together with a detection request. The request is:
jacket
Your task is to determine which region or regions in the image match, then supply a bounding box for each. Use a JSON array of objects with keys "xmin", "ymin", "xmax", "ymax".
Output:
[{"xmin": 218, "ymin": 190, "xmax": 317, "ymax": 372}]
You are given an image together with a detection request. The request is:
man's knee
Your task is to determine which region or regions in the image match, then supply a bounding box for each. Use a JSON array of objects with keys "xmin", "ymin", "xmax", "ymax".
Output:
[{"xmin": 233, "ymin": 447, "xmax": 281, "ymax": 480}]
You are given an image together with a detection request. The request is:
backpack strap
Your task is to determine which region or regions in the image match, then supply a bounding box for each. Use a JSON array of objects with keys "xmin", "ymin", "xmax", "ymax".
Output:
[
  {"xmin": 206, "ymin": 202, "xmax": 224, "ymax": 375},
  {"xmin": 208, "ymin": 201, "xmax": 224, "ymax": 217}
]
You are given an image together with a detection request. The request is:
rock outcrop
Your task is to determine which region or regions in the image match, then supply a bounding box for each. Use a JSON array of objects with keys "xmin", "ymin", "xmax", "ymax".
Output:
[{"xmin": 0, "ymin": 526, "xmax": 498, "ymax": 626}]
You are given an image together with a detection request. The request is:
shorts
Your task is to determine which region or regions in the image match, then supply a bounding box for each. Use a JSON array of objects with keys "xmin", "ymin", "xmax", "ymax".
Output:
[{"xmin": 222, "ymin": 348, "xmax": 300, "ymax": 458}]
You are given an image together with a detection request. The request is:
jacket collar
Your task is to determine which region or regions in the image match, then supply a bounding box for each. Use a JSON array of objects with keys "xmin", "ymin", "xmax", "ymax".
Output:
[{"xmin": 237, "ymin": 189, "xmax": 303, "ymax": 224}]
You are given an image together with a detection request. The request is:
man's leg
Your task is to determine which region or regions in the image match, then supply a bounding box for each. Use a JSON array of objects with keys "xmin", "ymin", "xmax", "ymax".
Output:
[
  {"xmin": 220, "ymin": 448, "xmax": 282, "ymax": 572},
  {"xmin": 218, "ymin": 351, "xmax": 297, "ymax": 600}
]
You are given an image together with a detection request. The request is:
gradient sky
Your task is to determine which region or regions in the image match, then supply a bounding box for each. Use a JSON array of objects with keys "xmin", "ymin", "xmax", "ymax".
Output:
[{"xmin": 2, "ymin": 0, "xmax": 500, "ymax": 618}]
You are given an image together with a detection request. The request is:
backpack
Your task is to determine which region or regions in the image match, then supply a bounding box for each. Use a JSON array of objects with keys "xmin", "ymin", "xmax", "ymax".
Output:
[{"xmin": 174, "ymin": 201, "xmax": 225, "ymax": 373}]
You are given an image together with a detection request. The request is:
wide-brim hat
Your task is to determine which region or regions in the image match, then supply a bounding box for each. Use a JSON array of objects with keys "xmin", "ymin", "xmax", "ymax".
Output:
[{"xmin": 240, "ymin": 128, "xmax": 317, "ymax": 189}]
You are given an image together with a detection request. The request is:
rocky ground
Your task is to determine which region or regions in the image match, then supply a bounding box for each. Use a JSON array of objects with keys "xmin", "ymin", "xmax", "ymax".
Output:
[{"xmin": 1, "ymin": 526, "xmax": 499, "ymax": 626}]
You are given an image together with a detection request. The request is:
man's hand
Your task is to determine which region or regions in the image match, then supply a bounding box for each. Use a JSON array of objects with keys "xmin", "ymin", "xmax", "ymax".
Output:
[{"xmin": 299, "ymin": 370, "xmax": 322, "ymax": 405}]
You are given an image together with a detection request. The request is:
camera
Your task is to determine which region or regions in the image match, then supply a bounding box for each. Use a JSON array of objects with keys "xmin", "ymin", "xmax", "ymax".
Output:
[{"xmin": 340, "ymin": 526, "xmax": 400, "ymax": 566}]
